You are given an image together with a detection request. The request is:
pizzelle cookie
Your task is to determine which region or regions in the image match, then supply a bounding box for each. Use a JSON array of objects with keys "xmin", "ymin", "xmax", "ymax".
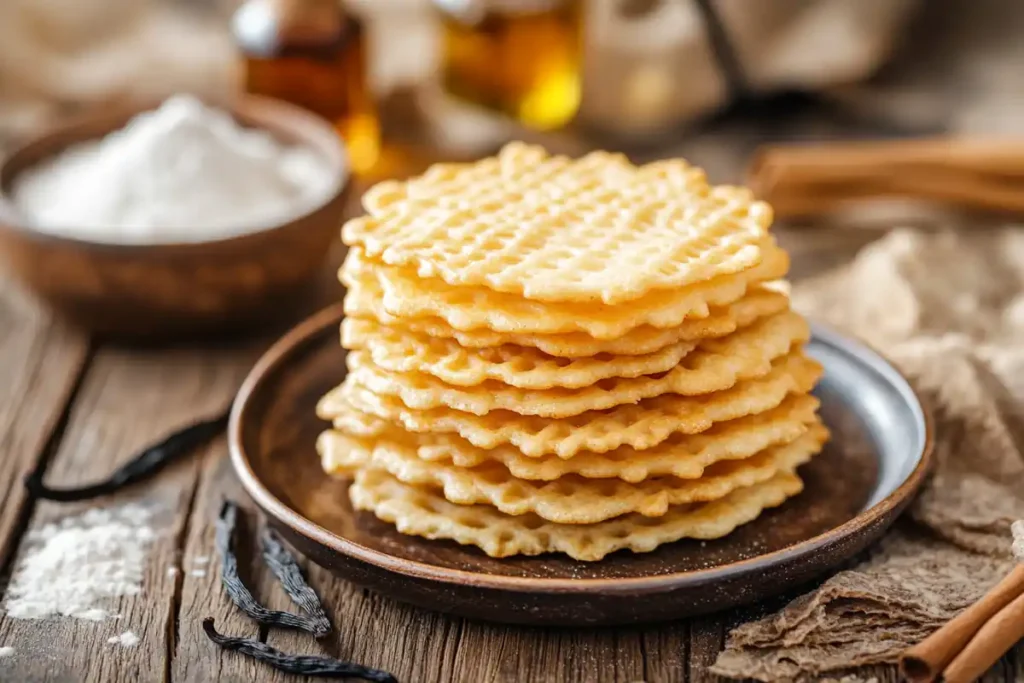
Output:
[
  {"xmin": 345, "ymin": 143, "xmax": 773, "ymax": 304},
  {"xmin": 343, "ymin": 318, "xmax": 698, "ymax": 389},
  {"xmin": 322, "ymin": 394, "xmax": 820, "ymax": 483},
  {"xmin": 345, "ymin": 311, "xmax": 809, "ymax": 418},
  {"xmin": 318, "ymin": 353, "xmax": 823, "ymax": 458},
  {"xmin": 348, "ymin": 468, "xmax": 805, "ymax": 561},
  {"xmin": 324, "ymin": 425, "xmax": 824, "ymax": 524},
  {"xmin": 344, "ymin": 278, "xmax": 790, "ymax": 358},
  {"xmin": 318, "ymin": 143, "xmax": 828, "ymax": 561},
  {"xmin": 341, "ymin": 244, "xmax": 789, "ymax": 339}
]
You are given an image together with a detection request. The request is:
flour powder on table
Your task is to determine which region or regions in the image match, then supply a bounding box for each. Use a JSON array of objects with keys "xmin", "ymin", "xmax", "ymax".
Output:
[
  {"xmin": 713, "ymin": 227, "xmax": 1024, "ymax": 681},
  {"xmin": 4, "ymin": 505, "xmax": 155, "ymax": 622}
]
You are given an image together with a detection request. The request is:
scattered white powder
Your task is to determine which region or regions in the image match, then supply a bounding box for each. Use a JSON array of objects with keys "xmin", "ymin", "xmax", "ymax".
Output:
[
  {"xmin": 107, "ymin": 631, "xmax": 140, "ymax": 648},
  {"xmin": 0, "ymin": 647, "xmax": 13, "ymax": 658},
  {"xmin": 5, "ymin": 505, "xmax": 154, "ymax": 621},
  {"xmin": 13, "ymin": 95, "xmax": 340, "ymax": 244}
]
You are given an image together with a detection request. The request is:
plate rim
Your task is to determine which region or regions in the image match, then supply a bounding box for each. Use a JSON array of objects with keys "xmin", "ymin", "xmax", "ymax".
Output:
[{"xmin": 229, "ymin": 305, "xmax": 935, "ymax": 596}]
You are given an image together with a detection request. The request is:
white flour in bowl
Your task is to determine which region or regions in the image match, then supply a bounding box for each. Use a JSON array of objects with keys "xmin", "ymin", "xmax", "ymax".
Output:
[{"xmin": 12, "ymin": 95, "xmax": 339, "ymax": 243}]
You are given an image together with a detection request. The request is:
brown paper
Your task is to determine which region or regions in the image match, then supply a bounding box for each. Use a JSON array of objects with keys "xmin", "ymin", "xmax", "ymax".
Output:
[{"xmin": 712, "ymin": 228, "xmax": 1024, "ymax": 680}]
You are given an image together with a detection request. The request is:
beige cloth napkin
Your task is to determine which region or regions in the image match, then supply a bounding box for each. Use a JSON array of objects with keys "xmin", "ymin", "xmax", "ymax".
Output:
[{"xmin": 712, "ymin": 227, "xmax": 1024, "ymax": 680}]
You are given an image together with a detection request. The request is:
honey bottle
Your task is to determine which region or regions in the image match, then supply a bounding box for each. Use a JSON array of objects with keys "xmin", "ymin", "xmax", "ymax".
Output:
[
  {"xmin": 233, "ymin": 0, "xmax": 380, "ymax": 173},
  {"xmin": 433, "ymin": 0, "xmax": 582, "ymax": 131}
]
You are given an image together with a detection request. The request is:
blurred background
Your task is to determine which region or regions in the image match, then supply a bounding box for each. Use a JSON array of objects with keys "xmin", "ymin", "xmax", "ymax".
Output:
[
  {"xmin": 3, "ymin": 0, "xmax": 1022, "ymax": 173},
  {"xmin": 3, "ymin": 0, "xmax": 1024, "ymax": 338}
]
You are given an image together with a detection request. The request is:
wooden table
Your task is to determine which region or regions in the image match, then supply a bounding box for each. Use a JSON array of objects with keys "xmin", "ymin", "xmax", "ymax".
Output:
[
  {"xmin": 0, "ymin": 224, "xmax": 1019, "ymax": 683},
  {"xmin": 4, "ymin": 0, "xmax": 1024, "ymax": 666}
]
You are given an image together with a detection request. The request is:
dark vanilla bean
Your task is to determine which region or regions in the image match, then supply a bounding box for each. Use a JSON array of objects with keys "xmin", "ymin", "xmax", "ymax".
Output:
[
  {"xmin": 25, "ymin": 411, "xmax": 228, "ymax": 502},
  {"xmin": 260, "ymin": 528, "xmax": 332, "ymax": 635},
  {"xmin": 202, "ymin": 618, "xmax": 397, "ymax": 681},
  {"xmin": 216, "ymin": 501, "xmax": 331, "ymax": 636}
]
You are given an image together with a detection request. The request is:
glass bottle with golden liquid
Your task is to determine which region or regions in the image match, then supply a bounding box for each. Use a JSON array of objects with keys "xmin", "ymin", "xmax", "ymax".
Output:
[
  {"xmin": 433, "ymin": 0, "xmax": 582, "ymax": 131},
  {"xmin": 233, "ymin": 0, "xmax": 380, "ymax": 173}
]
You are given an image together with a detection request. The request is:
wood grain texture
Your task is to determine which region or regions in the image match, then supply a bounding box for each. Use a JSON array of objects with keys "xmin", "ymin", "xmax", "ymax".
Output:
[
  {"xmin": 0, "ymin": 296, "xmax": 1017, "ymax": 683},
  {"xmin": 172, "ymin": 449, "xmax": 276, "ymax": 683},
  {"xmin": 0, "ymin": 282, "xmax": 89, "ymax": 569},
  {"xmin": 0, "ymin": 344, "xmax": 253, "ymax": 683},
  {"xmin": 259, "ymin": 563, "xmax": 690, "ymax": 683}
]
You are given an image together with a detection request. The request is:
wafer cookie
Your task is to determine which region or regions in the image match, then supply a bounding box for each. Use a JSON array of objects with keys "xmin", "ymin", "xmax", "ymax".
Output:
[
  {"xmin": 341, "ymin": 243, "xmax": 789, "ymax": 339},
  {"xmin": 345, "ymin": 311, "xmax": 809, "ymax": 418},
  {"xmin": 345, "ymin": 279, "xmax": 789, "ymax": 358},
  {"xmin": 325, "ymin": 394, "xmax": 819, "ymax": 483},
  {"xmin": 345, "ymin": 143, "xmax": 773, "ymax": 304},
  {"xmin": 343, "ymin": 319, "xmax": 698, "ymax": 389},
  {"xmin": 329, "ymin": 424, "xmax": 822, "ymax": 523},
  {"xmin": 348, "ymin": 468, "xmax": 804, "ymax": 561},
  {"xmin": 320, "ymin": 353, "xmax": 821, "ymax": 457}
]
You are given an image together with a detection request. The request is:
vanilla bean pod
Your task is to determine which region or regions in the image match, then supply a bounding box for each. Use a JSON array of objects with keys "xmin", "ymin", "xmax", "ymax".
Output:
[
  {"xmin": 25, "ymin": 411, "xmax": 228, "ymax": 502},
  {"xmin": 203, "ymin": 619, "xmax": 396, "ymax": 681},
  {"xmin": 216, "ymin": 501, "xmax": 331, "ymax": 636},
  {"xmin": 260, "ymin": 528, "xmax": 331, "ymax": 635}
]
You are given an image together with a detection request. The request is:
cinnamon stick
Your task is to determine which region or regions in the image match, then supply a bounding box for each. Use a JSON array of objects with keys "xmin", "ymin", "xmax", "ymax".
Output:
[
  {"xmin": 941, "ymin": 590, "xmax": 1024, "ymax": 683},
  {"xmin": 747, "ymin": 139, "xmax": 1024, "ymax": 218},
  {"xmin": 900, "ymin": 564, "xmax": 1024, "ymax": 683},
  {"xmin": 749, "ymin": 139, "xmax": 1024, "ymax": 187}
]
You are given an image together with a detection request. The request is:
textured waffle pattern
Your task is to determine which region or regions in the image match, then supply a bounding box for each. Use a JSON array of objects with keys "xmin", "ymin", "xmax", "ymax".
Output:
[
  {"xmin": 342, "ymin": 244, "xmax": 789, "ymax": 339},
  {"xmin": 324, "ymin": 395, "xmax": 819, "ymax": 483},
  {"xmin": 320, "ymin": 144, "xmax": 828, "ymax": 559},
  {"xmin": 345, "ymin": 311, "xmax": 809, "ymax": 418},
  {"xmin": 348, "ymin": 468, "xmax": 804, "ymax": 561},
  {"xmin": 325, "ymin": 425, "xmax": 822, "ymax": 524},
  {"xmin": 319, "ymin": 353, "xmax": 823, "ymax": 458},
  {"xmin": 343, "ymin": 318, "xmax": 698, "ymax": 389},
  {"xmin": 346, "ymin": 279, "xmax": 789, "ymax": 358},
  {"xmin": 345, "ymin": 143, "xmax": 773, "ymax": 304}
]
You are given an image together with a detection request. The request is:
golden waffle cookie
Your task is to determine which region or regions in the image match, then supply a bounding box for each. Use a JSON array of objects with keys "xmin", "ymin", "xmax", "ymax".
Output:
[
  {"xmin": 324, "ymin": 424, "xmax": 824, "ymax": 524},
  {"xmin": 345, "ymin": 143, "xmax": 773, "ymax": 304},
  {"xmin": 324, "ymin": 394, "xmax": 819, "ymax": 483},
  {"xmin": 320, "ymin": 352, "xmax": 822, "ymax": 457},
  {"xmin": 343, "ymin": 319, "xmax": 698, "ymax": 390},
  {"xmin": 348, "ymin": 468, "xmax": 805, "ymax": 561},
  {"xmin": 345, "ymin": 278, "xmax": 789, "ymax": 358},
  {"xmin": 341, "ymin": 245, "xmax": 788, "ymax": 339},
  {"xmin": 344, "ymin": 311, "xmax": 809, "ymax": 418}
]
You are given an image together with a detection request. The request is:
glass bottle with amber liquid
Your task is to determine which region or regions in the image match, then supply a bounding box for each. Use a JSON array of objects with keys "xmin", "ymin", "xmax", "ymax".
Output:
[
  {"xmin": 433, "ymin": 0, "xmax": 582, "ymax": 131},
  {"xmin": 233, "ymin": 0, "xmax": 380, "ymax": 173}
]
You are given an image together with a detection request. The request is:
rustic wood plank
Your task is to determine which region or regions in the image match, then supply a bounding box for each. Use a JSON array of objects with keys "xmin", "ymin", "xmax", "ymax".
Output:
[
  {"xmin": 687, "ymin": 615, "xmax": 724, "ymax": 683},
  {"xmin": 177, "ymin": 466, "xmax": 471, "ymax": 683},
  {"xmin": 172, "ymin": 445, "xmax": 277, "ymax": 683},
  {"xmin": 185, "ymin": 477, "xmax": 689, "ymax": 683},
  {"xmin": 257, "ymin": 561, "xmax": 686, "ymax": 683},
  {"xmin": 639, "ymin": 624, "xmax": 688, "ymax": 683},
  {"xmin": 0, "ymin": 343, "xmax": 253, "ymax": 683},
  {"xmin": 0, "ymin": 283, "xmax": 90, "ymax": 570}
]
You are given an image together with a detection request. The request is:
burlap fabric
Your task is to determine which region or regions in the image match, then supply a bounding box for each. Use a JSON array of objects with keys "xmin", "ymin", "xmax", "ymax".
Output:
[{"xmin": 712, "ymin": 227, "xmax": 1024, "ymax": 680}]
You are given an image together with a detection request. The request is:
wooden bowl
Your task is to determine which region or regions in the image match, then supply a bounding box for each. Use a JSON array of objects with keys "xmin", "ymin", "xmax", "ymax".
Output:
[
  {"xmin": 229, "ymin": 306, "xmax": 935, "ymax": 626},
  {"xmin": 0, "ymin": 96, "xmax": 350, "ymax": 341}
]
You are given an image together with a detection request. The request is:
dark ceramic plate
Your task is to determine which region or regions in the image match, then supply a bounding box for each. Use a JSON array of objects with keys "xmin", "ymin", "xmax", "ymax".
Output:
[{"xmin": 229, "ymin": 305, "xmax": 933, "ymax": 626}]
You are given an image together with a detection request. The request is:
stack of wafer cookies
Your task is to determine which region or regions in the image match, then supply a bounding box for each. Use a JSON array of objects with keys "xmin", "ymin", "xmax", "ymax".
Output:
[{"xmin": 317, "ymin": 143, "xmax": 827, "ymax": 562}]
